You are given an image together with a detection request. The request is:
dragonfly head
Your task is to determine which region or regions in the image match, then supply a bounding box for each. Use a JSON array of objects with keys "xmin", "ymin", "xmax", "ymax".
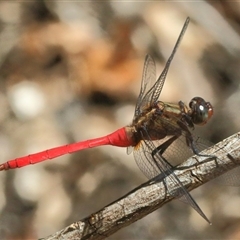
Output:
[{"xmin": 189, "ymin": 97, "xmax": 213, "ymax": 125}]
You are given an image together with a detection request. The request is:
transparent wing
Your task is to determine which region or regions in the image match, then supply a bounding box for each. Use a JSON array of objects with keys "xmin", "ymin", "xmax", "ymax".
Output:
[
  {"xmin": 134, "ymin": 134, "xmax": 210, "ymax": 179},
  {"xmin": 133, "ymin": 17, "xmax": 190, "ymax": 125},
  {"xmin": 162, "ymin": 134, "xmax": 212, "ymax": 166},
  {"xmin": 134, "ymin": 55, "xmax": 156, "ymax": 119},
  {"xmin": 133, "ymin": 140, "xmax": 160, "ymax": 179},
  {"xmin": 214, "ymin": 167, "xmax": 240, "ymax": 186},
  {"xmin": 150, "ymin": 17, "xmax": 190, "ymax": 104},
  {"xmin": 133, "ymin": 132, "xmax": 210, "ymax": 223}
]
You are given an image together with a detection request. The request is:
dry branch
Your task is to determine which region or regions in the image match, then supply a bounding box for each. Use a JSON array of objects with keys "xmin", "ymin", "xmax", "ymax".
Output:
[{"xmin": 41, "ymin": 132, "xmax": 240, "ymax": 240}]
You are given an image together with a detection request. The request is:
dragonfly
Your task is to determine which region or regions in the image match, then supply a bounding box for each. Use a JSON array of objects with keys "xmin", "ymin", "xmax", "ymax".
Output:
[{"xmin": 0, "ymin": 17, "xmax": 213, "ymax": 223}]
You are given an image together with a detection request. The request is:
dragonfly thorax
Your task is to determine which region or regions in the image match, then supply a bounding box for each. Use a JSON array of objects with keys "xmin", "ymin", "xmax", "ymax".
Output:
[{"xmin": 129, "ymin": 101, "xmax": 185, "ymax": 145}]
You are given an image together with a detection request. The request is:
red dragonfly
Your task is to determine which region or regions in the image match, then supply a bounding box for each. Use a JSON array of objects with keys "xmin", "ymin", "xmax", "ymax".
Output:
[{"xmin": 0, "ymin": 17, "xmax": 213, "ymax": 223}]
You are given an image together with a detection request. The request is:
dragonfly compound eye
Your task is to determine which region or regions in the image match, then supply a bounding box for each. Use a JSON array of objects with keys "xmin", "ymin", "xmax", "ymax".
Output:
[{"xmin": 189, "ymin": 97, "xmax": 213, "ymax": 125}]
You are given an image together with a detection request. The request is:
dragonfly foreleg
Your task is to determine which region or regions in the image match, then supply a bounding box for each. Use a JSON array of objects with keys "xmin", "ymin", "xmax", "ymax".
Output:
[{"xmin": 178, "ymin": 101, "xmax": 194, "ymax": 129}]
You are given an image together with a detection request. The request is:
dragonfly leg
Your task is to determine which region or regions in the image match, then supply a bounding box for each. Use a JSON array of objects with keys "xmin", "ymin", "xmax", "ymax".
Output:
[
  {"xmin": 178, "ymin": 101, "xmax": 194, "ymax": 128},
  {"xmin": 147, "ymin": 136, "xmax": 180, "ymax": 196},
  {"xmin": 151, "ymin": 135, "xmax": 179, "ymax": 169},
  {"xmin": 176, "ymin": 120, "xmax": 209, "ymax": 155},
  {"xmin": 150, "ymin": 139, "xmax": 178, "ymax": 199}
]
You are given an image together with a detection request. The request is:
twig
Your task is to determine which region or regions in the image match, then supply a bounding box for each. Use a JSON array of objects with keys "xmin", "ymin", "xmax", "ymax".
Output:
[{"xmin": 40, "ymin": 132, "xmax": 240, "ymax": 240}]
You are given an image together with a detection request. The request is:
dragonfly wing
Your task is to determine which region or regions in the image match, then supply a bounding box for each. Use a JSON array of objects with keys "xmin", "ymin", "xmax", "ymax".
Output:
[
  {"xmin": 140, "ymin": 18, "xmax": 190, "ymax": 107},
  {"xmin": 133, "ymin": 136, "xmax": 194, "ymax": 179},
  {"xmin": 213, "ymin": 166, "xmax": 240, "ymax": 186},
  {"xmin": 151, "ymin": 18, "xmax": 190, "ymax": 104},
  {"xmin": 159, "ymin": 133, "xmax": 212, "ymax": 166},
  {"xmin": 134, "ymin": 55, "xmax": 156, "ymax": 118},
  {"xmin": 156, "ymin": 135, "xmax": 194, "ymax": 166},
  {"xmin": 134, "ymin": 134, "xmax": 211, "ymax": 223},
  {"xmin": 133, "ymin": 140, "xmax": 160, "ymax": 179},
  {"xmin": 133, "ymin": 135, "xmax": 194, "ymax": 180}
]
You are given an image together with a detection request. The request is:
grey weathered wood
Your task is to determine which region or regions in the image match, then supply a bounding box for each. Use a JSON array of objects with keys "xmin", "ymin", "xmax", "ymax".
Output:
[{"xmin": 40, "ymin": 132, "xmax": 240, "ymax": 240}]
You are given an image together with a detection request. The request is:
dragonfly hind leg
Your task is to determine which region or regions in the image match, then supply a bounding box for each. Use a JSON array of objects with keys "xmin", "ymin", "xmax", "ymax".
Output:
[{"xmin": 151, "ymin": 135, "xmax": 179, "ymax": 170}]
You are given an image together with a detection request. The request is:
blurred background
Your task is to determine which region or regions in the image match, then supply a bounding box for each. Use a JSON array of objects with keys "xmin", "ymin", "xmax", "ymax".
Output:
[{"xmin": 0, "ymin": 1, "xmax": 240, "ymax": 239}]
